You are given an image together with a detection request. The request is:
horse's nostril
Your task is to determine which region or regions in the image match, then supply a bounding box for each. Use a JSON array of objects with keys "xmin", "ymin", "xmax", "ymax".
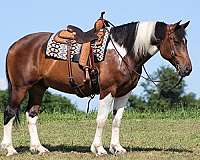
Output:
[
  {"xmin": 178, "ymin": 65, "xmax": 192, "ymax": 77},
  {"xmin": 183, "ymin": 66, "xmax": 192, "ymax": 76},
  {"xmin": 185, "ymin": 66, "xmax": 192, "ymax": 73}
]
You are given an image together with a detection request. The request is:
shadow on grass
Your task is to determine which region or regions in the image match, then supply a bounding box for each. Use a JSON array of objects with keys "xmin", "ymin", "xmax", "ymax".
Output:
[
  {"xmin": 15, "ymin": 145, "xmax": 193, "ymax": 154},
  {"xmin": 126, "ymin": 146, "xmax": 193, "ymax": 153}
]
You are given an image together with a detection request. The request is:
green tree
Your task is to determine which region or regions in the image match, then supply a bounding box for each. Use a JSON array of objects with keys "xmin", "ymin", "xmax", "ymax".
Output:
[
  {"xmin": 127, "ymin": 95, "xmax": 146, "ymax": 112},
  {"xmin": 0, "ymin": 90, "xmax": 8, "ymax": 111},
  {"xmin": 41, "ymin": 91, "xmax": 78, "ymax": 113},
  {"xmin": 134, "ymin": 65, "xmax": 196, "ymax": 112},
  {"xmin": 156, "ymin": 66, "xmax": 185, "ymax": 103},
  {"xmin": 180, "ymin": 92, "xmax": 199, "ymax": 109},
  {"xmin": 141, "ymin": 66, "xmax": 186, "ymax": 104}
]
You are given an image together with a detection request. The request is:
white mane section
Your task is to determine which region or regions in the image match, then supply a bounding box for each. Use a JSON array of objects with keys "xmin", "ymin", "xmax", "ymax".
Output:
[{"xmin": 134, "ymin": 22, "xmax": 159, "ymax": 57}]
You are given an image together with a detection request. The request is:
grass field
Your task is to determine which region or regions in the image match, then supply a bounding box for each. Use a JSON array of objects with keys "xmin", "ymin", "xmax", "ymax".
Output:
[{"xmin": 1, "ymin": 111, "xmax": 200, "ymax": 159}]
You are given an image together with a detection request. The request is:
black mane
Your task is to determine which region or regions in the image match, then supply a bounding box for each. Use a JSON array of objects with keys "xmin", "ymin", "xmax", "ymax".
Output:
[
  {"xmin": 110, "ymin": 22, "xmax": 138, "ymax": 53},
  {"xmin": 110, "ymin": 21, "xmax": 187, "ymax": 55},
  {"xmin": 155, "ymin": 22, "xmax": 166, "ymax": 41}
]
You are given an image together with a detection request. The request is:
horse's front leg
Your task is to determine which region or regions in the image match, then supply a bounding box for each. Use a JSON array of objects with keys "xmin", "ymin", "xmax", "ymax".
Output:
[
  {"xmin": 109, "ymin": 93, "xmax": 130, "ymax": 154},
  {"xmin": 91, "ymin": 93, "xmax": 114, "ymax": 156}
]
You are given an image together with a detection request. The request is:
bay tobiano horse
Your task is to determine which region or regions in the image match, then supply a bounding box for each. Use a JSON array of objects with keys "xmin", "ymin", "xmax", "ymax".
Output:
[{"xmin": 1, "ymin": 20, "xmax": 191, "ymax": 156}]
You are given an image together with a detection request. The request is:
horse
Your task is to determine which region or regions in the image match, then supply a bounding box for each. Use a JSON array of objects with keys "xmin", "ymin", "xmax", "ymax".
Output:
[{"xmin": 1, "ymin": 20, "xmax": 192, "ymax": 156}]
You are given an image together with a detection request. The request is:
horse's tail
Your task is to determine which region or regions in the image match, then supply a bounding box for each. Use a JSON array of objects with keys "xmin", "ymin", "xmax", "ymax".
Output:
[
  {"xmin": 5, "ymin": 54, "xmax": 11, "ymax": 104},
  {"xmin": 5, "ymin": 50, "xmax": 20, "ymax": 125}
]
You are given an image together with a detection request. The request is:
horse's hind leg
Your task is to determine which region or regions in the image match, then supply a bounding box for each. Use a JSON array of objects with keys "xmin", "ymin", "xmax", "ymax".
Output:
[
  {"xmin": 1, "ymin": 87, "xmax": 27, "ymax": 156},
  {"xmin": 109, "ymin": 93, "xmax": 130, "ymax": 155},
  {"xmin": 26, "ymin": 83, "xmax": 49, "ymax": 155}
]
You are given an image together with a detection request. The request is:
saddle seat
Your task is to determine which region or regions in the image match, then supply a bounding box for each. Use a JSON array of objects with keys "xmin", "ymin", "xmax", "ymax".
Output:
[
  {"xmin": 53, "ymin": 19, "xmax": 106, "ymax": 83},
  {"xmin": 67, "ymin": 25, "xmax": 98, "ymax": 44},
  {"xmin": 54, "ymin": 19, "xmax": 105, "ymax": 44}
]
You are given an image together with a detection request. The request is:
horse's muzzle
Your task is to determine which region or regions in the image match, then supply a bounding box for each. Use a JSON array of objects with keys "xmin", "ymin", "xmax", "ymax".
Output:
[{"xmin": 178, "ymin": 65, "xmax": 192, "ymax": 77}]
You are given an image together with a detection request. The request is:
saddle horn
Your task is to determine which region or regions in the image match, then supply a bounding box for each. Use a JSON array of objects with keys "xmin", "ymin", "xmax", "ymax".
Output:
[
  {"xmin": 100, "ymin": 11, "xmax": 105, "ymax": 19},
  {"xmin": 99, "ymin": 11, "xmax": 110, "ymax": 27}
]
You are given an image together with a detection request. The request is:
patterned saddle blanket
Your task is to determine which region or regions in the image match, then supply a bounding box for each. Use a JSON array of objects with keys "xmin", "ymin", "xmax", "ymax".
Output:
[{"xmin": 46, "ymin": 28, "xmax": 110, "ymax": 62}]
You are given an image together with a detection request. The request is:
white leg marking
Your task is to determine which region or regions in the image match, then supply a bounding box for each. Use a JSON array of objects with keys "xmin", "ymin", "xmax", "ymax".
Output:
[
  {"xmin": 1, "ymin": 117, "xmax": 18, "ymax": 156},
  {"xmin": 110, "ymin": 93, "xmax": 130, "ymax": 154},
  {"xmin": 91, "ymin": 93, "xmax": 114, "ymax": 156},
  {"xmin": 26, "ymin": 112, "xmax": 49, "ymax": 155}
]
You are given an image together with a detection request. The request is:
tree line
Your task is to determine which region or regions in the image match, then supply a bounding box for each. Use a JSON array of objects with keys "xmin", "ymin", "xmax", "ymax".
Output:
[
  {"xmin": 0, "ymin": 90, "xmax": 77, "ymax": 113},
  {"xmin": 127, "ymin": 66, "xmax": 200, "ymax": 112},
  {"xmin": 0, "ymin": 65, "xmax": 199, "ymax": 113}
]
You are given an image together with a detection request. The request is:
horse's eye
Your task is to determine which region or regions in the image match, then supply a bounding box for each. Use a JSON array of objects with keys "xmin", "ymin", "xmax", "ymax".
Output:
[
  {"xmin": 174, "ymin": 39, "xmax": 179, "ymax": 45},
  {"xmin": 182, "ymin": 38, "xmax": 187, "ymax": 44}
]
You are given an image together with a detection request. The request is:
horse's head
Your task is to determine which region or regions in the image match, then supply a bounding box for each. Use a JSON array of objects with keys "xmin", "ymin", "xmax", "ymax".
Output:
[{"xmin": 158, "ymin": 21, "xmax": 192, "ymax": 77}]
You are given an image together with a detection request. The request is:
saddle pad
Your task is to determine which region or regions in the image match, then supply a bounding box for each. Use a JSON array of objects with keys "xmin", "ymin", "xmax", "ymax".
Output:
[{"xmin": 45, "ymin": 28, "xmax": 110, "ymax": 62}]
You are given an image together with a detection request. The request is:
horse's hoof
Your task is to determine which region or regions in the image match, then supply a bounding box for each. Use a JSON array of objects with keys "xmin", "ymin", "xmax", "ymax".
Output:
[
  {"xmin": 30, "ymin": 145, "xmax": 49, "ymax": 155},
  {"xmin": 1, "ymin": 143, "xmax": 6, "ymax": 151},
  {"xmin": 6, "ymin": 151, "xmax": 18, "ymax": 156},
  {"xmin": 109, "ymin": 144, "xmax": 127, "ymax": 155},
  {"xmin": 91, "ymin": 144, "xmax": 107, "ymax": 156},
  {"xmin": 1, "ymin": 143, "xmax": 18, "ymax": 156},
  {"xmin": 90, "ymin": 144, "xmax": 96, "ymax": 154},
  {"xmin": 6, "ymin": 147, "xmax": 18, "ymax": 156}
]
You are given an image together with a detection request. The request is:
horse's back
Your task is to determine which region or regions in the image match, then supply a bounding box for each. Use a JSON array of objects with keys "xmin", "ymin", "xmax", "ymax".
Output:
[{"xmin": 9, "ymin": 32, "xmax": 52, "ymax": 52}]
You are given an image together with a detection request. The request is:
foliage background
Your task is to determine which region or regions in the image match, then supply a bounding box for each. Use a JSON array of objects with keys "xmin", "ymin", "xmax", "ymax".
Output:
[{"xmin": 0, "ymin": 66, "xmax": 199, "ymax": 114}]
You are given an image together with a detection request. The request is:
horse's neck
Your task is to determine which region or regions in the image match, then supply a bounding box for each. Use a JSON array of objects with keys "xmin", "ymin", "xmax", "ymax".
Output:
[
  {"xmin": 123, "ymin": 51, "xmax": 155, "ymax": 76},
  {"xmin": 110, "ymin": 21, "xmax": 159, "ymax": 66}
]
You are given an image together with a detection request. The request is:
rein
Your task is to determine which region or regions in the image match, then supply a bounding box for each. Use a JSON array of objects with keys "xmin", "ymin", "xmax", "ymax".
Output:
[
  {"xmin": 105, "ymin": 20, "xmax": 183, "ymax": 94},
  {"xmin": 86, "ymin": 14, "xmax": 183, "ymax": 114}
]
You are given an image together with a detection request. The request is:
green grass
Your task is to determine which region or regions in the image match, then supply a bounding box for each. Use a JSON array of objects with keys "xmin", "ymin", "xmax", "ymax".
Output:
[{"xmin": 1, "ymin": 111, "xmax": 200, "ymax": 159}]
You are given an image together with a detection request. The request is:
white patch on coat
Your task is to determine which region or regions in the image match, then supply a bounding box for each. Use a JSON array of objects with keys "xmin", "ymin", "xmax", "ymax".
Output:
[{"xmin": 107, "ymin": 37, "xmax": 127, "ymax": 62}]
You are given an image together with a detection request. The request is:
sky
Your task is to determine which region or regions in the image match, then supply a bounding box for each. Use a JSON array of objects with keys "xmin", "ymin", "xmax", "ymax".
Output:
[{"xmin": 0, "ymin": 0, "xmax": 199, "ymax": 111}]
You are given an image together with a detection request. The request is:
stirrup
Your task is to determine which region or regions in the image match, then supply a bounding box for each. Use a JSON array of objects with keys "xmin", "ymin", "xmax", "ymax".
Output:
[{"xmin": 83, "ymin": 66, "xmax": 90, "ymax": 83}]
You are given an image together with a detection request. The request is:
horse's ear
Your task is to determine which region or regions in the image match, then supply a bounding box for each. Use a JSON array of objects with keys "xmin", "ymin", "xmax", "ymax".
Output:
[
  {"xmin": 181, "ymin": 21, "xmax": 190, "ymax": 29},
  {"xmin": 175, "ymin": 20, "xmax": 182, "ymax": 26},
  {"xmin": 173, "ymin": 20, "xmax": 182, "ymax": 31}
]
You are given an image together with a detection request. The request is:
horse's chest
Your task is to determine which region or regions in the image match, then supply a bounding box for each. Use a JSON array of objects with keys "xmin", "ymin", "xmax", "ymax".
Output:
[{"xmin": 114, "ymin": 76, "xmax": 139, "ymax": 97}]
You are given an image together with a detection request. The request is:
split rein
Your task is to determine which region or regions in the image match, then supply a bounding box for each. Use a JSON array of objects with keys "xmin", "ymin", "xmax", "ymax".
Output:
[{"xmin": 105, "ymin": 20, "xmax": 183, "ymax": 95}]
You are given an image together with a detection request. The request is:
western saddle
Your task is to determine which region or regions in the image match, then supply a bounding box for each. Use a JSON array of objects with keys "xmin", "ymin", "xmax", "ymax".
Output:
[{"xmin": 54, "ymin": 14, "xmax": 107, "ymax": 83}]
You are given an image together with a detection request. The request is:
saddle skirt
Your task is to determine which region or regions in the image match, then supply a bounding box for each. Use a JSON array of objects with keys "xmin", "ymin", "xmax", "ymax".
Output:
[{"xmin": 46, "ymin": 28, "xmax": 110, "ymax": 62}]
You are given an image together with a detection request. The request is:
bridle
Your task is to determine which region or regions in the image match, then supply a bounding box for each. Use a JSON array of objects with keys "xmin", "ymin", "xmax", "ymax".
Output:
[
  {"xmin": 105, "ymin": 20, "xmax": 183, "ymax": 94},
  {"xmin": 160, "ymin": 25, "xmax": 178, "ymax": 65}
]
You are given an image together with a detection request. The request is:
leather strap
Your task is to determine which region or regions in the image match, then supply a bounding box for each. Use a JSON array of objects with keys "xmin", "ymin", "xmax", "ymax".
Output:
[
  {"xmin": 67, "ymin": 40, "xmax": 74, "ymax": 84},
  {"xmin": 90, "ymin": 47, "xmax": 95, "ymax": 67},
  {"xmin": 66, "ymin": 40, "xmax": 87, "ymax": 97}
]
